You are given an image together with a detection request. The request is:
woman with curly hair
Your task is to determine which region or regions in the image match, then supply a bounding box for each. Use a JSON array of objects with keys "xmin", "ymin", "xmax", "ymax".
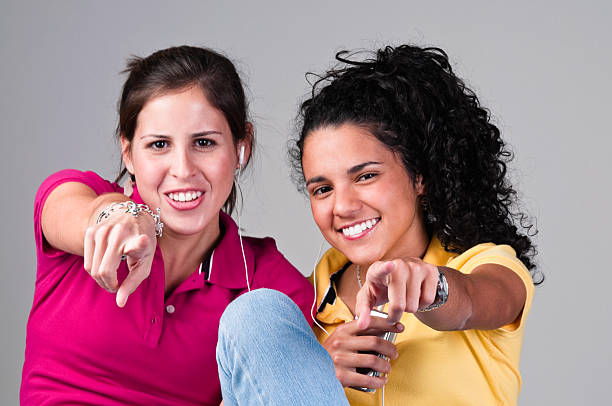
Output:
[{"xmin": 216, "ymin": 44, "xmax": 538, "ymax": 405}]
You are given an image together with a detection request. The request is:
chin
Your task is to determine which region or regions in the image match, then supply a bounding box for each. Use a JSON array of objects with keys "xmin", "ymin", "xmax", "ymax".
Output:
[
  {"xmin": 165, "ymin": 218, "xmax": 206, "ymax": 236},
  {"xmin": 337, "ymin": 245, "xmax": 385, "ymax": 265}
]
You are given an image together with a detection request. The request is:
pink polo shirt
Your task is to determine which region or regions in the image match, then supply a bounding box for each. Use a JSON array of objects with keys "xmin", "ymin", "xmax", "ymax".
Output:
[{"xmin": 21, "ymin": 169, "xmax": 314, "ymax": 406}]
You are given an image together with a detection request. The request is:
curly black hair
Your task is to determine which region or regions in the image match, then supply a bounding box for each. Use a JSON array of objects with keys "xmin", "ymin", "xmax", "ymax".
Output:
[{"xmin": 290, "ymin": 44, "xmax": 540, "ymax": 282}]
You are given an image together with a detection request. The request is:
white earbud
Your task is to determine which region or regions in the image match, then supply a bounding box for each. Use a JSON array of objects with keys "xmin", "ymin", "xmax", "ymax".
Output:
[{"xmin": 238, "ymin": 145, "xmax": 245, "ymax": 167}]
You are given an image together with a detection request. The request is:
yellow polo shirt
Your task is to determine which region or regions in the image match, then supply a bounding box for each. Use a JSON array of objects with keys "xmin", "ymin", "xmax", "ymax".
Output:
[{"xmin": 312, "ymin": 238, "xmax": 534, "ymax": 406}]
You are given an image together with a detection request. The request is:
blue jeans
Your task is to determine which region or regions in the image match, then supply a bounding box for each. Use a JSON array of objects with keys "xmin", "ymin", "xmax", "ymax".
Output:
[{"xmin": 216, "ymin": 288, "xmax": 349, "ymax": 406}]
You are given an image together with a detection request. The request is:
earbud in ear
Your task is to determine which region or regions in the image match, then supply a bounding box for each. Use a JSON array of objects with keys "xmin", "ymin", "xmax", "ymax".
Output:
[{"xmin": 239, "ymin": 145, "xmax": 245, "ymax": 166}]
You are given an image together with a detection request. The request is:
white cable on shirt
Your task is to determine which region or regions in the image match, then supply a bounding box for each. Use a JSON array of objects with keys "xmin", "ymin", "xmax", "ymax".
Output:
[
  {"xmin": 235, "ymin": 164, "xmax": 250, "ymax": 292},
  {"xmin": 382, "ymin": 384, "xmax": 385, "ymax": 406}
]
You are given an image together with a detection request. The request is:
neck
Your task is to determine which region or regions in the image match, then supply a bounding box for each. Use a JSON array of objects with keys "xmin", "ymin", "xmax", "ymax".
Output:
[{"xmin": 158, "ymin": 216, "xmax": 221, "ymax": 293}]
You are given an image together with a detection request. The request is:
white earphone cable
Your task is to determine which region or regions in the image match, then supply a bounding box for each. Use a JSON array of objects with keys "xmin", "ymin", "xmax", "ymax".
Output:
[{"xmin": 235, "ymin": 146, "xmax": 250, "ymax": 292}]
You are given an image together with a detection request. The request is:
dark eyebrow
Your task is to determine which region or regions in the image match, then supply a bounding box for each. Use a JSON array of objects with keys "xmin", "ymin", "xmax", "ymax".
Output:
[
  {"xmin": 142, "ymin": 131, "xmax": 222, "ymax": 139},
  {"xmin": 305, "ymin": 161, "xmax": 381, "ymax": 186},
  {"xmin": 192, "ymin": 131, "xmax": 222, "ymax": 137},
  {"xmin": 142, "ymin": 134, "xmax": 171, "ymax": 139},
  {"xmin": 347, "ymin": 161, "xmax": 381, "ymax": 175},
  {"xmin": 305, "ymin": 175, "xmax": 327, "ymax": 187}
]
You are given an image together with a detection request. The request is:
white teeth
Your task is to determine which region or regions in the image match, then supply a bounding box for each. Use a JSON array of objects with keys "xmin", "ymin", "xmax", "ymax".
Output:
[
  {"xmin": 342, "ymin": 218, "xmax": 379, "ymax": 237},
  {"xmin": 168, "ymin": 191, "xmax": 201, "ymax": 202}
]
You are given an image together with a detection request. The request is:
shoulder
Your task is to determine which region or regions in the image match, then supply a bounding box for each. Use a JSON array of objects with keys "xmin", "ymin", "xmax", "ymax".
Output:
[
  {"xmin": 33, "ymin": 170, "xmax": 120, "ymax": 261},
  {"xmin": 448, "ymin": 242, "xmax": 533, "ymax": 292},
  {"xmin": 244, "ymin": 236, "xmax": 294, "ymax": 272},
  {"xmin": 243, "ymin": 235, "xmax": 309, "ymax": 286},
  {"xmin": 449, "ymin": 243, "xmax": 530, "ymax": 280},
  {"xmin": 450, "ymin": 242, "xmax": 535, "ymax": 334},
  {"xmin": 34, "ymin": 169, "xmax": 121, "ymax": 230},
  {"xmin": 36, "ymin": 169, "xmax": 120, "ymax": 204}
]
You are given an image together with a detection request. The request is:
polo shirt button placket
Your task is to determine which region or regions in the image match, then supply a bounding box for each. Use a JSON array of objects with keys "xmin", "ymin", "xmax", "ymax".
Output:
[{"xmin": 145, "ymin": 312, "xmax": 163, "ymax": 347}]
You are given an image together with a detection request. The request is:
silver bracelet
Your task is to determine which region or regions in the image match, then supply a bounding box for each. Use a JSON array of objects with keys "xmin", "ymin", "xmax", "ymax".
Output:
[{"xmin": 96, "ymin": 201, "xmax": 163, "ymax": 238}]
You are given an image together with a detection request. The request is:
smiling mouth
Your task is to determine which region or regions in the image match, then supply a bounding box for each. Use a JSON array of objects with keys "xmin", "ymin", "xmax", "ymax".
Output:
[
  {"xmin": 168, "ymin": 191, "xmax": 202, "ymax": 202},
  {"xmin": 340, "ymin": 217, "xmax": 380, "ymax": 238}
]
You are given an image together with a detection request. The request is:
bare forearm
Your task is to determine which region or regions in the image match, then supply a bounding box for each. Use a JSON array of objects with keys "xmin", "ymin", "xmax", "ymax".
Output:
[
  {"xmin": 42, "ymin": 182, "xmax": 129, "ymax": 256},
  {"xmin": 415, "ymin": 264, "xmax": 526, "ymax": 331},
  {"xmin": 413, "ymin": 267, "xmax": 473, "ymax": 330}
]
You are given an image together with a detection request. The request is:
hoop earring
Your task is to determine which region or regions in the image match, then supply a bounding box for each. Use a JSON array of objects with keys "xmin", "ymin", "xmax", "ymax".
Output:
[{"xmin": 124, "ymin": 173, "xmax": 135, "ymax": 197}]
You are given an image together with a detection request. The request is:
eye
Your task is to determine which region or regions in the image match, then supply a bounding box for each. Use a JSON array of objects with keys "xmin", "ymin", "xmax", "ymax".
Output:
[
  {"xmin": 357, "ymin": 172, "xmax": 377, "ymax": 182},
  {"xmin": 312, "ymin": 185, "xmax": 332, "ymax": 196},
  {"xmin": 150, "ymin": 140, "xmax": 167, "ymax": 150},
  {"xmin": 195, "ymin": 138, "xmax": 215, "ymax": 148}
]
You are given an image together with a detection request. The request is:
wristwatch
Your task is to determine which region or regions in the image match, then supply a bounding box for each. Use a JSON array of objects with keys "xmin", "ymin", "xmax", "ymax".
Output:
[{"xmin": 418, "ymin": 266, "xmax": 449, "ymax": 312}]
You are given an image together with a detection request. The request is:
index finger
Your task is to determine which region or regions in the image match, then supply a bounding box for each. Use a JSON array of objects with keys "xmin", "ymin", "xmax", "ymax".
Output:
[
  {"xmin": 355, "ymin": 261, "xmax": 395, "ymax": 329},
  {"xmin": 115, "ymin": 235, "xmax": 155, "ymax": 307},
  {"xmin": 116, "ymin": 259, "xmax": 151, "ymax": 307},
  {"xmin": 355, "ymin": 287, "xmax": 376, "ymax": 329}
]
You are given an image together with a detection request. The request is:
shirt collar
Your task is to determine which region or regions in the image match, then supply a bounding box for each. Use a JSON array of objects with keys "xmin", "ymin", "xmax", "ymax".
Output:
[
  {"xmin": 313, "ymin": 248, "xmax": 352, "ymax": 324},
  {"xmin": 422, "ymin": 236, "xmax": 456, "ymax": 267},
  {"xmin": 205, "ymin": 211, "xmax": 255, "ymax": 289}
]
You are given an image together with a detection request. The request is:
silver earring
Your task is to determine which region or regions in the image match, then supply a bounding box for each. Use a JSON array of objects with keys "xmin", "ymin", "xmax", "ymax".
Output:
[
  {"xmin": 427, "ymin": 212, "xmax": 437, "ymax": 224},
  {"xmin": 421, "ymin": 196, "xmax": 437, "ymax": 224}
]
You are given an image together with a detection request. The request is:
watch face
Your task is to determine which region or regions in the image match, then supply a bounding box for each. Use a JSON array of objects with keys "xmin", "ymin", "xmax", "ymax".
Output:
[{"xmin": 437, "ymin": 268, "xmax": 448, "ymax": 303}]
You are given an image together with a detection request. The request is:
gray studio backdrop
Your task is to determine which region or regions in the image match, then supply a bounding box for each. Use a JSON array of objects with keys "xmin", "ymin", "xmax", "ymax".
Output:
[{"xmin": 2, "ymin": 1, "xmax": 610, "ymax": 404}]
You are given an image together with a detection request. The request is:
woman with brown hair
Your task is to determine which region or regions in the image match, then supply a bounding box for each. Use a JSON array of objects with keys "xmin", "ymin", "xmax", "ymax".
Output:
[{"xmin": 21, "ymin": 45, "xmax": 313, "ymax": 405}]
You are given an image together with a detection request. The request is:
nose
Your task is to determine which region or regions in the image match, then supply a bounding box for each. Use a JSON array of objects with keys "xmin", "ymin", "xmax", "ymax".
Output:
[
  {"xmin": 332, "ymin": 185, "xmax": 361, "ymax": 218},
  {"xmin": 170, "ymin": 148, "xmax": 197, "ymax": 179}
]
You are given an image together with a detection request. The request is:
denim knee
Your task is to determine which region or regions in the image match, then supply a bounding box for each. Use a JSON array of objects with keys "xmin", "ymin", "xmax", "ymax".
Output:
[{"xmin": 218, "ymin": 288, "xmax": 302, "ymax": 344}]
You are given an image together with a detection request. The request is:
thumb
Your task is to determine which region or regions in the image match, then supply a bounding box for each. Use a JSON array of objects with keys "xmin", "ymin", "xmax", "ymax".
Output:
[
  {"xmin": 355, "ymin": 286, "xmax": 375, "ymax": 329},
  {"xmin": 122, "ymin": 233, "xmax": 154, "ymax": 260}
]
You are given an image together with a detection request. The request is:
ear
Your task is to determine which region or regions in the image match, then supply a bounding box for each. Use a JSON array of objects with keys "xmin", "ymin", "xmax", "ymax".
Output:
[
  {"xmin": 236, "ymin": 123, "xmax": 253, "ymax": 168},
  {"xmin": 120, "ymin": 135, "xmax": 135, "ymax": 175},
  {"xmin": 414, "ymin": 175, "xmax": 425, "ymax": 195}
]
